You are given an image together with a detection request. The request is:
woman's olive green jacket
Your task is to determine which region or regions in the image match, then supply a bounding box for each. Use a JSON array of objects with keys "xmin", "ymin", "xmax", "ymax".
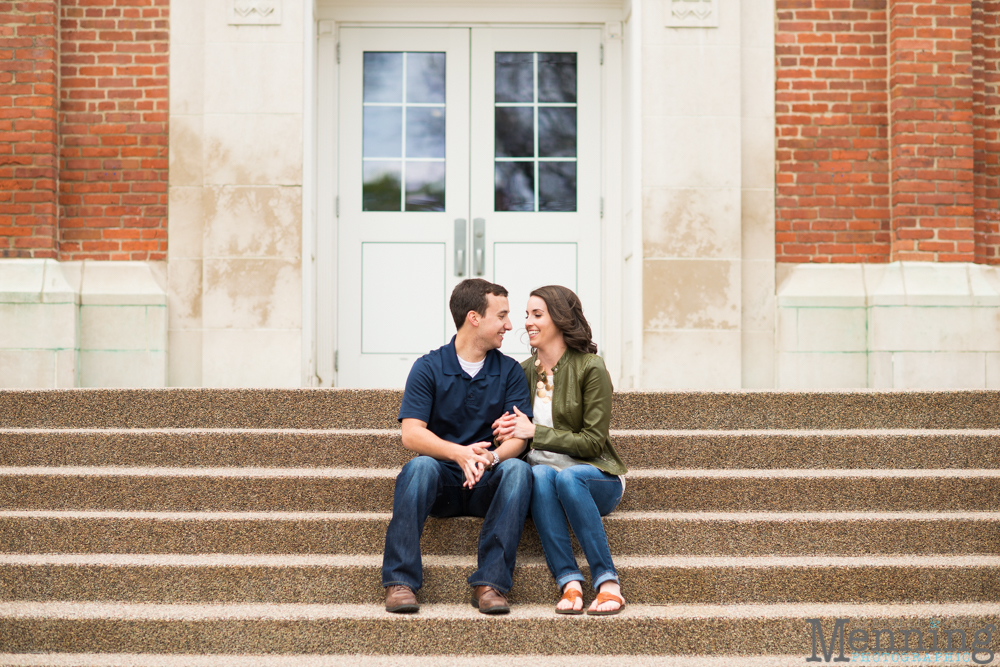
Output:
[{"xmin": 520, "ymin": 347, "xmax": 628, "ymax": 476}]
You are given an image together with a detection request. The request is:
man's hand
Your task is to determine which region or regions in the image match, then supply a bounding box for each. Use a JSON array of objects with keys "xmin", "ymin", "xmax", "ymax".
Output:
[
  {"xmin": 493, "ymin": 411, "xmax": 515, "ymax": 443},
  {"xmin": 459, "ymin": 442, "xmax": 493, "ymax": 488}
]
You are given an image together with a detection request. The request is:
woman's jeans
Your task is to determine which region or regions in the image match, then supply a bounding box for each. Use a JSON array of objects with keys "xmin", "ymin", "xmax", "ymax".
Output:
[{"xmin": 530, "ymin": 464, "xmax": 623, "ymax": 590}]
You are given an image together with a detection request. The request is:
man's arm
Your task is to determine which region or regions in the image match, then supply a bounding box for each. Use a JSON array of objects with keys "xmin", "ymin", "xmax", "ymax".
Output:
[{"xmin": 401, "ymin": 418, "xmax": 493, "ymax": 488}]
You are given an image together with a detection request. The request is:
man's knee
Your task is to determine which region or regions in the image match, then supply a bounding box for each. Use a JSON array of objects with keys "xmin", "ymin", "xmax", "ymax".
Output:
[
  {"xmin": 397, "ymin": 455, "xmax": 441, "ymax": 490},
  {"xmin": 496, "ymin": 457, "xmax": 532, "ymax": 491}
]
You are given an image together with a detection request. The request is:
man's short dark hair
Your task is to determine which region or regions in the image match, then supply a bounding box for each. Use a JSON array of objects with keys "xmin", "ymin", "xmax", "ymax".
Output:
[{"xmin": 450, "ymin": 279, "xmax": 509, "ymax": 330}]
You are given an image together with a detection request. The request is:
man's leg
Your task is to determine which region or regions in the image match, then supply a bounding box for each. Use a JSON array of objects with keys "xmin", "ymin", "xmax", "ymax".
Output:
[
  {"xmin": 381, "ymin": 456, "xmax": 445, "ymax": 591},
  {"xmin": 466, "ymin": 457, "xmax": 532, "ymax": 594}
]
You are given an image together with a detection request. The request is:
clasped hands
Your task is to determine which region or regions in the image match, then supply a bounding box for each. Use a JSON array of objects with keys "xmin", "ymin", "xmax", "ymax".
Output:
[{"xmin": 492, "ymin": 405, "xmax": 535, "ymax": 444}]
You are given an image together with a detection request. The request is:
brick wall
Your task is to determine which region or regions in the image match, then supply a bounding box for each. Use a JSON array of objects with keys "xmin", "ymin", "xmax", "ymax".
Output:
[
  {"xmin": 974, "ymin": 0, "xmax": 1000, "ymax": 263},
  {"xmin": 776, "ymin": 0, "xmax": 891, "ymax": 263},
  {"xmin": 58, "ymin": 0, "xmax": 169, "ymax": 261},
  {"xmin": 0, "ymin": 1, "xmax": 59, "ymax": 259},
  {"xmin": 777, "ymin": 0, "xmax": 1000, "ymax": 263}
]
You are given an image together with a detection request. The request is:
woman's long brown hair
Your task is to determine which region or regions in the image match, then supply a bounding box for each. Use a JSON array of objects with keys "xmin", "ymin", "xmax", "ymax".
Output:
[{"xmin": 529, "ymin": 285, "xmax": 598, "ymax": 355}]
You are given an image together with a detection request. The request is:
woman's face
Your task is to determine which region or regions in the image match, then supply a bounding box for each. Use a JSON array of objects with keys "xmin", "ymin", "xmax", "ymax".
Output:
[{"xmin": 525, "ymin": 295, "xmax": 560, "ymax": 349}]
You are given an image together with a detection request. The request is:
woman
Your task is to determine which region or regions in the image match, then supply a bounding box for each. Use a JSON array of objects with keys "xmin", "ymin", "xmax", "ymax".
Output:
[{"xmin": 493, "ymin": 285, "xmax": 628, "ymax": 615}]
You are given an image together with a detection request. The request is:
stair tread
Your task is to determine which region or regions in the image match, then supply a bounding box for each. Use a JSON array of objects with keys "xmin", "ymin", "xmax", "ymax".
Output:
[
  {"xmin": 3, "ymin": 600, "xmax": 997, "ymax": 621},
  {"xmin": 2, "ymin": 553, "xmax": 999, "ymax": 567}
]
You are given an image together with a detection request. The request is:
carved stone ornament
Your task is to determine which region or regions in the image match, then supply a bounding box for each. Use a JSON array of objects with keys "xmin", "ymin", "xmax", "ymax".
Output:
[
  {"xmin": 665, "ymin": 0, "xmax": 718, "ymax": 28},
  {"xmin": 229, "ymin": 0, "xmax": 282, "ymax": 25}
]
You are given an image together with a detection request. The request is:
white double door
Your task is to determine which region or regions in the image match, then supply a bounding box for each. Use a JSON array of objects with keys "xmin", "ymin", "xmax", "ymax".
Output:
[{"xmin": 337, "ymin": 27, "xmax": 602, "ymax": 387}]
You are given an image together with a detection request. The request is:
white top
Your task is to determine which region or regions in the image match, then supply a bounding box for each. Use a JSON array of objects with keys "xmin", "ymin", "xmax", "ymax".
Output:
[{"xmin": 456, "ymin": 352, "xmax": 485, "ymax": 378}]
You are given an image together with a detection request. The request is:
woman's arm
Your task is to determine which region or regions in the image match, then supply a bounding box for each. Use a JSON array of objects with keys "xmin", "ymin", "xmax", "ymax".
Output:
[{"xmin": 531, "ymin": 358, "xmax": 612, "ymax": 459}]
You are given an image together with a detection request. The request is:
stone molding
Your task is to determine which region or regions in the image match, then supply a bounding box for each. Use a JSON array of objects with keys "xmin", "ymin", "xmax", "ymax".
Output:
[{"xmin": 665, "ymin": 0, "xmax": 718, "ymax": 27}]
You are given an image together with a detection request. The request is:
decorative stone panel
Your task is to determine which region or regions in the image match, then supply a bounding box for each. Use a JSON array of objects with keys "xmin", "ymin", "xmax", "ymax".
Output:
[
  {"xmin": 665, "ymin": 0, "xmax": 718, "ymax": 28},
  {"xmin": 229, "ymin": 0, "xmax": 282, "ymax": 25}
]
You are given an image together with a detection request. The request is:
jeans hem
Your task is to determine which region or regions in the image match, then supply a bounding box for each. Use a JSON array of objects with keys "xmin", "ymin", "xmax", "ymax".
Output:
[
  {"xmin": 591, "ymin": 571, "xmax": 619, "ymax": 590},
  {"xmin": 467, "ymin": 580, "xmax": 510, "ymax": 595},
  {"xmin": 554, "ymin": 571, "xmax": 585, "ymax": 588},
  {"xmin": 382, "ymin": 579, "xmax": 418, "ymax": 590}
]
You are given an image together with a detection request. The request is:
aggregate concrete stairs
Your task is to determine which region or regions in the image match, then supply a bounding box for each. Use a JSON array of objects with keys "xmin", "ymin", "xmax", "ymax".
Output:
[{"xmin": 0, "ymin": 389, "xmax": 997, "ymax": 666}]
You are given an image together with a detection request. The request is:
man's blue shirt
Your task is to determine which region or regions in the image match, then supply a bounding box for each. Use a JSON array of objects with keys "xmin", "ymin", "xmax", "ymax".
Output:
[{"xmin": 398, "ymin": 336, "xmax": 533, "ymax": 446}]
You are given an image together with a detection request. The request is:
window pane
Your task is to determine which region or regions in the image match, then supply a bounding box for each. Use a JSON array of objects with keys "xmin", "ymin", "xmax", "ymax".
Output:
[
  {"xmin": 539, "ymin": 162, "xmax": 576, "ymax": 212},
  {"xmin": 495, "ymin": 52, "xmax": 534, "ymax": 103},
  {"xmin": 538, "ymin": 107, "xmax": 576, "ymax": 158},
  {"xmin": 405, "ymin": 161, "xmax": 446, "ymax": 211},
  {"xmin": 537, "ymin": 52, "xmax": 576, "ymax": 103},
  {"xmin": 495, "ymin": 107, "xmax": 534, "ymax": 158},
  {"xmin": 406, "ymin": 52, "xmax": 445, "ymax": 104},
  {"xmin": 363, "ymin": 106, "xmax": 402, "ymax": 158},
  {"xmin": 495, "ymin": 161, "xmax": 534, "ymax": 212},
  {"xmin": 363, "ymin": 53, "xmax": 403, "ymax": 103},
  {"xmin": 406, "ymin": 107, "xmax": 445, "ymax": 158},
  {"xmin": 363, "ymin": 161, "xmax": 402, "ymax": 211}
]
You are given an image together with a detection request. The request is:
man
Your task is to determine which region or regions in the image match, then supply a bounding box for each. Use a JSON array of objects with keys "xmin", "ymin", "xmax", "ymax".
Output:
[{"xmin": 382, "ymin": 279, "xmax": 534, "ymax": 615}]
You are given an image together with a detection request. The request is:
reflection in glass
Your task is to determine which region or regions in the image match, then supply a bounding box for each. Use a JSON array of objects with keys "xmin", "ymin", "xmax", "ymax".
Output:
[
  {"xmin": 495, "ymin": 162, "xmax": 534, "ymax": 212},
  {"xmin": 406, "ymin": 52, "xmax": 446, "ymax": 104},
  {"xmin": 495, "ymin": 107, "xmax": 534, "ymax": 158},
  {"xmin": 405, "ymin": 161, "xmax": 446, "ymax": 211},
  {"xmin": 495, "ymin": 53, "xmax": 534, "ymax": 103},
  {"xmin": 363, "ymin": 161, "xmax": 402, "ymax": 211},
  {"xmin": 539, "ymin": 162, "xmax": 576, "ymax": 212},
  {"xmin": 363, "ymin": 53, "xmax": 403, "ymax": 103},
  {"xmin": 406, "ymin": 107, "xmax": 446, "ymax": 158},
  {"xmin": 538, "ymin": 107, "xmax": 576, "ymax": 158},
  {"xmin": 538, "ymin": 53, "xmax": 576, "ymax": 103},
  {"xmin": 363, "ymin": 106, "xmax": 403, "ymax": 158}
]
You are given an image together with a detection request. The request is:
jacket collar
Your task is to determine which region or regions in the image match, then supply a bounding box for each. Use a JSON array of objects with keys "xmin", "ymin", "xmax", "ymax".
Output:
[{"xmin": 442, "ymin": 336, "xmax": 501, "ymax": 378}]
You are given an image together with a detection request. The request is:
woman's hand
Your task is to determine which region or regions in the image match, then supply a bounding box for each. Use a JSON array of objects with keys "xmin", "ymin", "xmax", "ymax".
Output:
[
  {"xmin": 492, "ymin": 411, "xmax": 515, "ymax": 443},
  {"xmin": 510, "ymin": 406, "xmax": 536, "ymax": 440}
]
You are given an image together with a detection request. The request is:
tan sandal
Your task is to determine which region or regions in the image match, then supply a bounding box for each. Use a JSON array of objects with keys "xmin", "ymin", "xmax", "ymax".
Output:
[
  {"xmin": 586, "ymin": 591, "xmax": 625, "ymax": 616},
  {"xmin": 555, "ymin": 587, "xmax": 584, "ymax": 615}
]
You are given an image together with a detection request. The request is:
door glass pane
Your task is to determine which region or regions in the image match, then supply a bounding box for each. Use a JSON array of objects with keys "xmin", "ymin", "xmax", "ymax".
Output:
[
  {"xmin": 537, "ymin": 52, "xmax": 576, "ymax": 103},
  {"xmin": 363, "ymin": 52, "xmax": 446, "ymax": 212},
  {"xmin": 495, "ymin": 53, "xmax": 534, "ymax": 103},
  {"xmin": 406, "ymin": 161, "xmax": 446, "ymax": 211},
  {"xmin": 539, "ymin": 162, "xmax": 576, "ymax": 212},
  {"xmin": 495, "ymin": 161, "xmax": 534, "ymax": 212},
  {"xmin": 494, "ymin": 52, "xmax": 577, "ymax": 212},
  {"xmin": 406, "ymin": 52, "xmax": 446, "ymax": 104},
  {"xmin": 495, "ymin": 108, "xmax": 533, "ymax": 158}
]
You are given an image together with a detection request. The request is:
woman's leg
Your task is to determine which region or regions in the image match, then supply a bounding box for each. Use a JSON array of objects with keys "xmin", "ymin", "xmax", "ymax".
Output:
[
  {"xmin": 530, "ymin": 465, "xmax": 584, "ymax": 610},
  {"xmin": 552, "ymin": 465, "xmax": 623, "ymax": 611}
]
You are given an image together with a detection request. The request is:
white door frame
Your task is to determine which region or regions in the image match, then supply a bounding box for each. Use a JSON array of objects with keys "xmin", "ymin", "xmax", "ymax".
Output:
[{"xmin": 305, "ymin": 2, "xmax": 627, "ymax": 387}]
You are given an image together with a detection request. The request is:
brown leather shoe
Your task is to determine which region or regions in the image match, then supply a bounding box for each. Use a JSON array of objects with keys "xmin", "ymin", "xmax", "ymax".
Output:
[
  {"xmin": 471, "ymin": 585, "xmax": 510, "ymax": 614},
  {"xmin": 385, "ymin": 585, "xmax": 419, "ymax": 613}
]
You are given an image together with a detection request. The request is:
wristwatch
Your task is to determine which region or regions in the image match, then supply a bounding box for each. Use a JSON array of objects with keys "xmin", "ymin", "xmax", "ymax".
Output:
[{"xmin": 489, "ymin": 451, "xmax": 500, "ymax": 469}]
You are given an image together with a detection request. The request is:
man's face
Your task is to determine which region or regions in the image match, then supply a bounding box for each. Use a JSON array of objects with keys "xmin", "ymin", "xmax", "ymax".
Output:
[{"xmin": 477, "ymin": 293, "xmax": 512, "ymax": 350}]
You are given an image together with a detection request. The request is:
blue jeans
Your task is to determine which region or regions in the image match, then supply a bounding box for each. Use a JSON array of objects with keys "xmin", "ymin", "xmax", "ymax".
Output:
[
  {"xmin": 530, "ymin": 464, "xmax": 623, "ymax": 590},
  {"xmin": 382, "ymin": 455, "xmax": 532, "ymax": 594}
]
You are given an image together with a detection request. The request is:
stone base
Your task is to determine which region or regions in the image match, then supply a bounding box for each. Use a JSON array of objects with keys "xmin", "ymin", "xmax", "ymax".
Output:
[
  {"xmin": 777, "ymin": 262, "xmax": 1000, "ymax": 389},
  {"xmin": 0, "ymin": 260, "xmax": 167, "ymax": 389}
]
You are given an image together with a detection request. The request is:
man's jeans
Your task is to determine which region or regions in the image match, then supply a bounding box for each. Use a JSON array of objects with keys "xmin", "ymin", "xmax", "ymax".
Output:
[
  {"xmin": 530, "ymin": 464, "xmax": 623, "ymax": 590},
  {"xmin": 382, "ymin": 455, "xmax": 533, "ymax": 594}
]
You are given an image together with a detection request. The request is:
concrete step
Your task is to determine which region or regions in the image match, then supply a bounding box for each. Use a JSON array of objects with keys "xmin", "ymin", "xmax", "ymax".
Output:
[
  {"xmin": 1, "ymin": 511, "xmax": 996, "ymax": 556},
  {"xmin": 3, "ymin": 428, "xmax": 999, "ymax": 469},
  {"xmin": 2, "ymin": 467, "xmax": 998, "ymax": 513},
  {"xmin": 3, "ymin": 655, "xmax": 977, "ymax": 667},
  {"xmin": 1, "ymin": 554, "xmax": 997, "ymax": 605},
  {"xmin": 4, "ymin": 389, "xmax": 1000, "ymax": 430},
  {"xmin": 1, "ymin": 601, "xmax": 996, "ymax": 656}
]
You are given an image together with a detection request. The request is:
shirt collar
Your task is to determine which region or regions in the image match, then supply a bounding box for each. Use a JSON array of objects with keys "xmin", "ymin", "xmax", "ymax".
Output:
[{"xmin": 442, "ymin": 336, "xmax": 502, "ymax": 378}]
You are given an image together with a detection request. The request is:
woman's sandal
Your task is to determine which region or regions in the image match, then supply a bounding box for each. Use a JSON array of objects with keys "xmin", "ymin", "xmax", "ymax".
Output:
[
  {"xmin": 555, "ymin": 587, "xmax": 584, "ymax": 615},
  {"xmin": 586, "ymin": 591, "xmax": 626, "ymax": 616}
]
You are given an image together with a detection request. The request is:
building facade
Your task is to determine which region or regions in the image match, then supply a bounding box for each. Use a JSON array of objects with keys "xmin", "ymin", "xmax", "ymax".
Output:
[{"xmin": 1, "ymin": 0, "xmax": 998, "ymax": 390}]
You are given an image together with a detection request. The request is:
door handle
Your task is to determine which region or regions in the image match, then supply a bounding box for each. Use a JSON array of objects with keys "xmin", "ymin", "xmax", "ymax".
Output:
[
  {"xmin": 454, "ymin": 218, "xmax": 467, "ymax": 277},
  {"xmin": 473, "ymin": 218, "xmax": 485, "ymax": 276}
]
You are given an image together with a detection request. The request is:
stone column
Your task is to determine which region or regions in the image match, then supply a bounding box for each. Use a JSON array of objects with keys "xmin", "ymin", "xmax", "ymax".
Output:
[{"xmin": 888, "ymin": 0, "xmax": 975, "ymax": 261}]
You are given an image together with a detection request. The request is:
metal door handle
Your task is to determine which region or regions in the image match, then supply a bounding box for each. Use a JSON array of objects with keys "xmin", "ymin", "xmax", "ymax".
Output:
[
  {"xmin": 454, "ymin": 218, "xmax": 467, "ymax": 277},
  {"xmin": 473, "ymin": 218, "xmax": 485, "ymax": 276}
]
